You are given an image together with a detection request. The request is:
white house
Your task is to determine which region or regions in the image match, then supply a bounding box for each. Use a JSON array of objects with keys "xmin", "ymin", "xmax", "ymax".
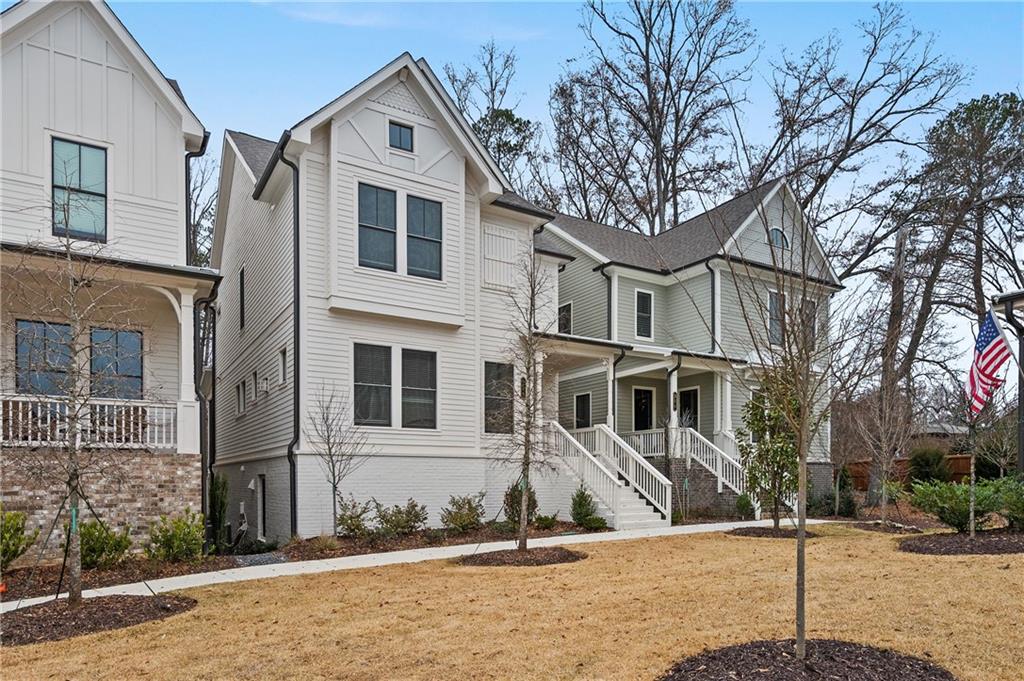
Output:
[{"xmin": 0, "ymin": 0, "xmax": 216, "ymax": 547}]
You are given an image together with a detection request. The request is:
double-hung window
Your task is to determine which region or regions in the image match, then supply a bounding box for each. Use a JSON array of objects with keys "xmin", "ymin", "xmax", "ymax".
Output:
[
  {"xmin": 483, "ymin": 361, "xmax": 513, "ymax": 434},
  {"xmin": 15, "ymin": 320, "xmax": 73, "ymax": 395},
  {"xmin": 558, "ymin": 303, "xmax": 573, "ymax": 334},
  {"xmin": 635, "ymin": 290, "xmax": 653, "ymax": 339},
  {"xmin": 90, "ymin": 329, "xmax": 143, "ymax": 399},
  {"xmin": 52, "ymin": 138, "xmax": 107, "ymax": 241},
  {"xmin": 768, "ymin": 291, "xmax": 785, "ymax": 345},
  {"xmin": 407, "ymin": 196, "xmax": 442, "ymax": 280},
  {"xmin": 358, "ymin": 184, "xmax": 397, "ymax": 271},
  {"xmin": 574, "ymin": 393, "xmax": 591, "ymax": 429},
  {"xmin": 401, "ymin": 350, "xmax": 437, "ymax": 429},
  {"xmin": 354, "ymin": 343, "xmax": 392, "ymax": 426},
  {"xmin": 236, "ymin": 380, "xmax": 247, "ymax": 415}
]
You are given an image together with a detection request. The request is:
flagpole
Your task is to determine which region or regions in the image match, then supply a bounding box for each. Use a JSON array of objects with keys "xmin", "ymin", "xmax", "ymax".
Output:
[{"xmin": 992, "ymin": 305, "xmax": 1024, "ymax": 382}]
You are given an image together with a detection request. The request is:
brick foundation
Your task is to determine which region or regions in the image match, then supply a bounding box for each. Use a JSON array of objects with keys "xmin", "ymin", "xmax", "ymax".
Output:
[
  {"xmin": 646, "ymin": 457, "xmax": 741, "ymax": 518},
  {"xmin": 1, "ymin": 449, "xmax": 201, "ymax": 565}
]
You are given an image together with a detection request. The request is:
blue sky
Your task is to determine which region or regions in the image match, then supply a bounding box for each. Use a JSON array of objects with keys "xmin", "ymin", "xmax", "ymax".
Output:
[{"xmin": 94, "ymin": 1, "xmax": 1023, "ymax": 149}]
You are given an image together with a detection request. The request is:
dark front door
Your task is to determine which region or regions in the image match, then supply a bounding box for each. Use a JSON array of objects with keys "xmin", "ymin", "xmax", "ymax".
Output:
[{"xmin": 633, "ymin": 388, "xmax": 654, "ymax": 431}]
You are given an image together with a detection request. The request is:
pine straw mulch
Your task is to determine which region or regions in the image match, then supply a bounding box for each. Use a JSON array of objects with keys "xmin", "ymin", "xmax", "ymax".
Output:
[
  {"xmin": 725, "ymin": 526, "xmax": 819, "ymax": 539},
  {"xmin": 899, "ymin": 529, "xmax": 1024, "ymax": 555},
  {"xmin": 280, "ymin": 520, "xmax": 600, "ymax": 562},
  {"xmin": 1, "ymin": 595, "xmax": 196, "ymax": 647},
  {"xmin": 457, "ymin": 546, "xmax": 586, "ymax": 567},
  {"xmin": 658, "ymin": 639, "xmax": 958, "ymax": 681},
  {"xmin": 1, "ymin": 555, "xmax": 239, "ymax": 602},
  {"xmin": 850, "ymin": 521, "xmax": 923, "ymax": 535}
]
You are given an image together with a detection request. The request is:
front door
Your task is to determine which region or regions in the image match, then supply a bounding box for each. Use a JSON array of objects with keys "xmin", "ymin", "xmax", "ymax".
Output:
[
  {"xmin": 633, "ymin": 388, "xmax": 654, "ymax": 431},
  {"xmin": 679, "ymin": 388, "xmax": 699, "ymax": 431}
]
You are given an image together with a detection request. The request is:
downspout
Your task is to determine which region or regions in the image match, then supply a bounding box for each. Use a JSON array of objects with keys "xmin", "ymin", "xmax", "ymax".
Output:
[
  {"xmin": 1002, "ymin": 301, "xmax": 1024, "ymax": 473},
  {"xmin": 704, "ymin": 261, "xmax": 717, "ymax": 355},
  {"xmin": 597, "ymin": 263, "xmax": 613, "ymax": 339},
  {"xmin": 612, "ymin": 347, "xmax": 626, "ymax": 425},
  {"xmin": 194, "ymin": 280, "xmax": 219, "ymax": 523},
  {"xmin": 278, "ymin": 135, "xmax": 301, "ymax": 539},
  {"xmin": 184, "ymin": 131, "xmax": 211, "ymax": 267}
]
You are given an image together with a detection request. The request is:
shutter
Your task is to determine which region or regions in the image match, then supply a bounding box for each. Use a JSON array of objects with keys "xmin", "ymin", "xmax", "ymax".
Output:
[{"xmin": 483, "ymin": 223, "xmax": 518, "ymax": 288}]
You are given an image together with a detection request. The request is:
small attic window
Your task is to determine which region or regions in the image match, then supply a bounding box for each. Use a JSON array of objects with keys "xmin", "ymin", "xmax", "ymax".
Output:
[
  {"xmin": 389, "ymin": 122, "xmax": 413, "ymax": 152},
  {"xmin": 768, "ymin": 227, "xmax": 790, "ymax": 249}
]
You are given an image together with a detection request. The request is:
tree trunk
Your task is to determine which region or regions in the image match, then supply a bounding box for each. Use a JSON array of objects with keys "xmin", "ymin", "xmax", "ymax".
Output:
[
  {"xmin": 879, "ymin": 470, "xmax": 889, "ymax": 526},
  {"xmin": 331, "ymin": 484, "xmax": 339, "ymax": 538},
  {"xmin": 518, "ymin": 472, "xmax": 529, "ymax": 552},
  {"xmin": 795, "ymin": 436, "xmax": 808, "ymax": 660},
  {"xmin": 969, "ymin": 451, "xmax": 976, "ymax": 540},
  {"xmin": 67, "ymin": 483, "xmax": 82, "ymax": 607},
  {"xmin": 834, "ymin": 471, "xmax": 841, "ymax": 516},
  {"xmin": 773, "ymin": 496, "xmax": 780, "ymax": 531}
]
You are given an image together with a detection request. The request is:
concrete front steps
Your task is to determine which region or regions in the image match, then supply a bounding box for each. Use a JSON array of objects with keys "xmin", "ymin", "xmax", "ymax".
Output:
[{"xmin": 614, "ymin": 485, "xmax": 670, "ymax": 530}]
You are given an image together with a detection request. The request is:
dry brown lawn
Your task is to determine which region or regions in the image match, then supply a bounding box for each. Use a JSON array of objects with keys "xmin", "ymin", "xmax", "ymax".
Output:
[{"xmin": 4, "ymin": 525, "xmax": 1022, "ymax": 680}]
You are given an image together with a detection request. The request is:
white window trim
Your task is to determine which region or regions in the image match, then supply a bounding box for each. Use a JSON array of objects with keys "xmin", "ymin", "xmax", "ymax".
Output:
[
  {"xmin": 251, "ymin": 370, "xmax": 259, "ymax": 403},
  {"xmin": 573, "ymin": 391, "xmax": 592, "ymax": 430},
  {"xmin": 351, "ymin": 340, "xmax": 443, "ymax": 434},
  {"xmin": 352, "ymin": 177, "xmax": 447, "ymax": 285},
  {"xmin": 236, "ymin": 380, "xmax": 247, "ymax": 417},
  {"xmin": 277, "ymin": 347, "xmax": 287, "ymax": 387},
  {"xmin": 631, "ymin": 385, "xmax": 657, "ymax": 432},
  {"xmin": 558, "ymin": 301, "xmax": 574, "ymax": 335},
  {"xmin": 386, "ymin": 116, "xmax": 418, "ymax": 157},
  {"xmin": 44, "ymin": 129, "xmax": 116, "ymax": 245},
  {"xmin": 482, "ymin": 359, "xmax": 515, "ymax": 436},
  {"xmin": 678, "ymin": 385, "xmax": 700, "ymax": 432},
  {"xmin": 255, "ymin": 474, "xmax": 266, "ymax": 541},
  {"xmin": 634, "ymin": 288, "xmax": 654, "ymax": 341},
  {"xmin": 767, "ymin": 226, "xmax": 791, "ymax": 250},
  {"xmin": 767, "ymin": 288, "xmax": 784, "ymax": 347}
]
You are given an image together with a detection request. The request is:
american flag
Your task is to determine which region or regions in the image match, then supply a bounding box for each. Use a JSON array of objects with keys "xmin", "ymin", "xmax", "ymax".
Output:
[{"xmin": 966, "ymin": 308, "xmax": 1013, "ymax": 417}]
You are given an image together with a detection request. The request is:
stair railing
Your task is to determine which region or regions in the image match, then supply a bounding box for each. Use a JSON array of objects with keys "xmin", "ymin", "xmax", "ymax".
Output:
[
  {"xmin": 548, "ymin": 422, "xmax": 622, "ymax": 527},
  {"xmin": 593, "ymin": 424, "xmax": 671, "ymax": 519}
]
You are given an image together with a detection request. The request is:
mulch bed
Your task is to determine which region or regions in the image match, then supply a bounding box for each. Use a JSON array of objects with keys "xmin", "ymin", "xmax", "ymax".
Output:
[
  {"xmin": 1, "ymin": 595, "xmax": 196, "ymax": 647},
  {"xmin": 726, "ymin": 527, "xmax": 818, "ymax": 539},
  {"xmin": 457, "ymin": 546, "xmax": 586, "ymax": 567},
  {"xmin": 851, "ymin": 521, "xmax": 923, "ymax": 535},
  {"xmin": 658, "ymin": 639, "xmax": 958, "ymax": 681},
  {"xmin": 281, "ymin": 520, "xmax": 600, "ymax": 562},
  {"xmin": 1, "ymin": 555, "xmax": 238, "ymax": 602},
  {"xmin": 899, "ymin": 529, "xmax": 1024, "ymax": 556}
]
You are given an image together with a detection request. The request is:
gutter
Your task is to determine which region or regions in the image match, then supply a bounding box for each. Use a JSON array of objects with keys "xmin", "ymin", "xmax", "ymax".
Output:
[
  {"xmin": 194, "ymin": 279, "xmax": 220, "ymax": 525},
  {"xmin": 612, "ymin": 348, "xmax": 627, "ymax": 423},
  {"xmin": 185, "ymin": 131, "xmax": 211, "ymax": 267},
  {"xmin": 704, "ymin": 261, "xmax": 718, "ymax": 355},
  {"xmin": 278, "ymin": 134, "xmax": 301, "ymax": 539}
]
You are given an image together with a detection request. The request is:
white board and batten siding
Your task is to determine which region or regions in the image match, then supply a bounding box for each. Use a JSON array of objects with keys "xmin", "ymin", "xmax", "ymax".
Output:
[{"xmin": 1, "ymin": 2, "xmax": 188, "ymax": 266}]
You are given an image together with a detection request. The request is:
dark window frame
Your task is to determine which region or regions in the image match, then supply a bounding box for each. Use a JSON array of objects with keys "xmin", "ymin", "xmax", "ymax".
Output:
[
  {"xmin": 388, "ymin": 121, "xmax": 414, "ymax": 152},
  {"xmin": 678, "ymin": 387, "xmax": 699, "ymax": 431},
  {"xmin": 483, "ymin": 361, "xmax": 514, "ymax": 434},
  {"xmin": 635, "ymin": 290, "xmax": 653, "ymax": 339},
  {"xmin": 15, "ymin": 319, "xmax": 73, "ymax": 396},
  {"xmin": 353, "ymin": 343, "xmax": 392, "ymax": 427},
  {"xmin": 89, "ymin": 328, "xmax": 144, "ymax": 400},
  {"xmin": 768, "ymin": 290, "xmax": 785, "ymax": 346},
  {"xmin": 558, "ymin": 302, "xmax": 573, "ymax": 334},
  {"xmin": 357, "ymin": 183, "xmax": 398, "ymax": 272},
  {"xmin": 574, "ymin": 392, "xmax": 591, "ymax": 429},
  {"xmin": 51, "ymin": 137, "xmax": 108, "ymax": 243},
  {"xmin": 238, "ymin": 267, "xmax": 246, "ymax": 329},
  {"xmin": 768, "ymin": 227, "xmax": 790, "ymax": 250},
  {"xmin": 406, "ymin": 194, "xmax": 443, "ymax": 280},
  {"xmin": 401, "ymin": 349, "xmax": 437, "ymax": 429}
]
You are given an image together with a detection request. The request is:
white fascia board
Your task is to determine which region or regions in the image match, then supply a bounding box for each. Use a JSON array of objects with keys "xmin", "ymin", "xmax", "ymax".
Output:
[
  {"xmin": 543, "ymin": 224, "xmax": 610, "ymax": 265},
  {"xmin": 210, "ymin": 135, "xmax": 239, "ymax": 270}
]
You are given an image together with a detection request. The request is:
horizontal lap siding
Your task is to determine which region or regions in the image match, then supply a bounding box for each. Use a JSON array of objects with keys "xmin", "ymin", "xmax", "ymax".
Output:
[
  {"xmin": 729, "ymin": 191, "xmax": 831, "ymax": 282},
  {"xmin": 550, "ymin": 236, "xmax": 607, "ymax": 339},
  {"xmin": 215, "ymin": 157, "xmax": 295, "ymax": 463},
  {"xmin": 665, "ymin": 273, "xmax": 714, "ymax": 353},
  {"xmin": 618, "ymin": 275, "xmax": 670, "ymax": 345}
]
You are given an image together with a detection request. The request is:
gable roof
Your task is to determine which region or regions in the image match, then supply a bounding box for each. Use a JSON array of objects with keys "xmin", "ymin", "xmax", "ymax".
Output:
[
  {"xmin": 1, "ymin": 0, "xmax": 205, "ymax": 147},
  {"xmin": 546, "ymin": 178, "xmax": 783, "ymax": 273},
  {"xmin": 225, "ymin": 130, "xmax": 277, "ymax": 180}
]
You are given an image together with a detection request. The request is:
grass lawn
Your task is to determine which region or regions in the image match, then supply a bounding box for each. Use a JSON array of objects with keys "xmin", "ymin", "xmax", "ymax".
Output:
[{"xmin": 4, "ymin": 525, "xmax": 1021, "ymax": 680}]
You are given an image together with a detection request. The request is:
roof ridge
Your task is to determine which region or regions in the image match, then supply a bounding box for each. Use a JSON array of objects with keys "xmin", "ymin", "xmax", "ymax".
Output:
[
  {"xmin": 653, "ymin": 177, "xmax": 783, "ymax": 240},
  {"xmin": 225, "ymin": 129, "xmax": 277, "ymax": 144}
]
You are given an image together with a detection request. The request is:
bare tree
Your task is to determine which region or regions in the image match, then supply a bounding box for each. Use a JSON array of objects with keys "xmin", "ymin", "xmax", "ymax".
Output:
[
  {"xmin": 975, "ymin": 392, "xmax": 1018, "ymax": 478},
  {"xmin": 490, "ymin": 247, "xmax": 561, "ymax": 551},
  {"xmin": 304, "ymin": 384, "xmax": 371, "ymax": 536},
  {"xmin": 2, "ymin": 229, "xmax": 158, "ymax": 606},
  {"xmin": 187, "ymin": 155, "xmax": 218, "ymax": 268}
]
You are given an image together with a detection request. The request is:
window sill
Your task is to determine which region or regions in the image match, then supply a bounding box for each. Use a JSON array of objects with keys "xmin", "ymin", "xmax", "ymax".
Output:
[
  {"xmin": 353, "ymin": 264, "xmax": 448, "ymax": 288},
  {"xmin": 329, "ymin": 294, "xmax": 463, "ymax": 328}
]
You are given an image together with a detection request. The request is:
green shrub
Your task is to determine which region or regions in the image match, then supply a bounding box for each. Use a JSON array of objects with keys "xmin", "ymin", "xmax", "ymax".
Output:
[
  {"xmin": 335, "ymin": 495, "xmax": 373, "ymax": 538},
  {"xmin": 578, "ymin": 515, "xmax": 608, "ymax": 531},
  {"xmin": 908, "ymin": 447, "xmax": 952, "ymax": 483},
  {"xmin": 233, "ymin": 537, "xmax": 278, "ymax": 555},
  {"xmin": 993, "ymin": 477, "xmax": 1024, "ymax": 530},
  {"xmin": 76, "ymin": 521, "xmax": 131, "ymax": 569},
  {"xmin": 208, "ymin": 473, "xmax": 230, "ymax": 553},
  {"xmin": 491, "ymin": 520, "xmax": 517, "ymax": 535},
  {"xmin": 808, "ymin": 489, "xmax": 857, "ymax": 518},
  {"xmin": 534, "ymin": 513, "xmax": 559, "ymax": 530},
  {"xmin": 440, "ymin": 493, "xmax": 485, "ymax": 534},
  {"xmin": 373, "ymin": 498, "xmax": 428, "ymax": 539},
  {"xmin": 307, "ymin": 534, "xmax": 341, "ymax": 553},
  {"xmin": 146, "ymin": 509, "xmax": 204, "ymax": 562},
  {"xmin": 570, "ymin": 485, "xmax": 598, "ymax": 525},
  {"xmin": 503, "ymin": 483, "xmax": 537, "ymax": 525},
  {"xmin": 735, "ymin": 493, "xmax": 755, "ymax": 520},
  {"xmin": 910, "ymin": 480, "xmax": 1000, "ymax": 533},
  {"xmin": 1, "ymin": 504, "xmax": 38, "ymax": 573},
  {"xmin": 423, "ymin": 528, "xmax": 446, "ymax": 544}
]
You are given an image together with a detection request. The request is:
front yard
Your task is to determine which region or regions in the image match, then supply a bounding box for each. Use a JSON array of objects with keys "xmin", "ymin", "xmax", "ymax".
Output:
[{"xmin": 3, "ymin": 525, "xmax": 1021, "ymax": 680}]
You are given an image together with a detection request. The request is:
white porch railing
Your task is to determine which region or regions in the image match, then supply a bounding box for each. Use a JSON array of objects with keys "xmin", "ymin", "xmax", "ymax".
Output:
[
  {"xmin": 682, "ymin": 427, "xmax": 744, "ymax": 495},
  {"xmin": 592, "ymin": 424, "xmax": 671, "ymax": 519},
  {"xmin": 714, "ymin": 430, "xmax": 741, "ymax": 464},
  {"xmin": 621, "ymin": 429, "xmax": 665, "ymax": 456},
  {"xmin": 1, "ymin": 395, "xmax": 177, "ymax": 450},
  {"xmin": 547, "ymin": 422, "xmax": 623, "ymax": 527}
]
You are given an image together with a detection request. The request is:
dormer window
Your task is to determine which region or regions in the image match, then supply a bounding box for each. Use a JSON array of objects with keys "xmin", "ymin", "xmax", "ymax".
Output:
[
  {"xmin": 389, "ymin": 121, "xmax": 413, "ymax": 152},
  {"xmin": 768, "ymin": 227, "xmax": 790, "ymax": 249}
]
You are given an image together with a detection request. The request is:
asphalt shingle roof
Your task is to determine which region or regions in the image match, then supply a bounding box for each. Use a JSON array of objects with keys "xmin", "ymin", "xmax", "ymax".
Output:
[
  {"xmin": 226, "ymin": 130, "xmax": 278, "ymax": 179},
  {"xmin": 548, "ymin": 179, "xmax": 782, "ymax": 272}
]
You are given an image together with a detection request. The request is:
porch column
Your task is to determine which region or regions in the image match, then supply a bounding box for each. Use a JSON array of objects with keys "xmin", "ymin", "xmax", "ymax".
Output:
[
  {"xmin": 177, "ymin": 287, "xmax": 199, "ymax": 454},
  {"xmin": 667, "ymin": 365, "xmax": 679, "ymax": 457},
  {"xmin": 605, "ymin": 358, "xmax": 615, "ymax": 428},
  {"xmin": 722, "ymin": 373, "xmax": 733, "ymax": 432}
]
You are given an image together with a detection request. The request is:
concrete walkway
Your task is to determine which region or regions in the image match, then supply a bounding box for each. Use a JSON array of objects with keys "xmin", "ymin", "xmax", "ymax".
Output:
[{"xmin": 2, "ymin": 518, "xmax": 829, "ymax": 613}]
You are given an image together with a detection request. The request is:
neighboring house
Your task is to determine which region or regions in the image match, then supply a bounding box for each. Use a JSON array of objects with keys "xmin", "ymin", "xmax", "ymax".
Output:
[
  {"xmin": 547, "ymin": 178, "xmax": 842, "ymax": 512},
  {"xmin": 213, "ymin": 57, "xmax": 842, "ymax": 542},
  {"xmin": 0, "ymin": 0, "xmax": 216, "ymax": 550}
]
